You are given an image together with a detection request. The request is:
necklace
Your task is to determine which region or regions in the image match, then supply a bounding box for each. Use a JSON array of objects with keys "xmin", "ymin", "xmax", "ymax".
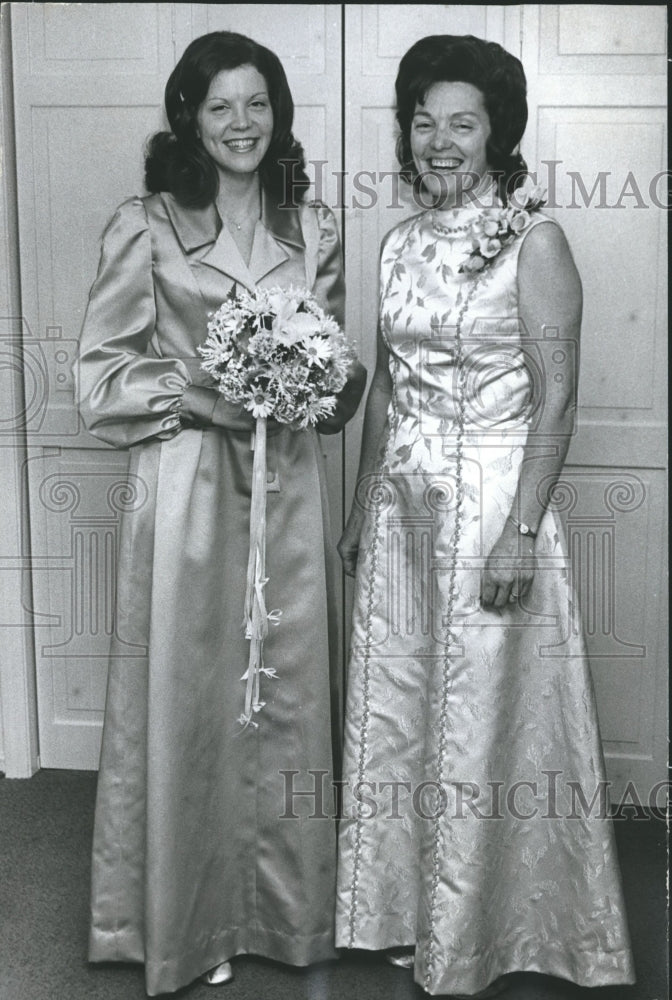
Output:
[
  {"xmin": 223, "ymin": 215, "xmax": 247, "ymax": 232},
  {"xmin": 218, "ymin": 192, "xmax": 261, "ymax": 233},
  {"xmin": 430, "ymin": 214, "xmax": 472, "ymax": 236}
]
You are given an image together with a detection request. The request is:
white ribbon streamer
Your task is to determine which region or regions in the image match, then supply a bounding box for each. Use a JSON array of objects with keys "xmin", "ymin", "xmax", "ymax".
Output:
[{"xmin": 239, "ymin": 417, "xmax": 275, "ymax": 729}]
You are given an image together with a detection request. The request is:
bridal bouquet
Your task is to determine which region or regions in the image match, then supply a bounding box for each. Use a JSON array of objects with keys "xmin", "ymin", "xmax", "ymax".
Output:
[
  {"xmin": 199, "ymin": 284, "xmax": 355, "ymax": 428},
  {"xmin": 199, "ymin": 284, "xmax": 356, "ymax": 729}
]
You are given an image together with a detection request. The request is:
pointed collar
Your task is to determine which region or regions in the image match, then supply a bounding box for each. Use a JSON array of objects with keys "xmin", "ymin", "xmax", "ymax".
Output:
[{"xmin": 161, "ymin": 189, "xmax": 305, "ymax": 253}]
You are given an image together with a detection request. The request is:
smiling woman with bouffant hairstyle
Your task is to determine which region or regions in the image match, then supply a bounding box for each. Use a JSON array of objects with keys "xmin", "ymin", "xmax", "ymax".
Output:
[
  {"xmin": 144, "ymin": 30, "xmax": 310, "ymax": 207},
  {"xmin": 335, "ymin": 29, "xmax": 634, "ymax": 1000},
  {"xmin": 394, "ymin": 33, "xmax": 529, "ymax": 203}
]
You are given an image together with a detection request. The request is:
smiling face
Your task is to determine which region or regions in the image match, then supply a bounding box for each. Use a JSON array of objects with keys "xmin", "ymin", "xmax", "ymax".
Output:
[
  {"xmin": 196, "ymin": 64, "xmax": 274, "ymax": 180},
  {"xmin": 410, "ymin": 80, "xmax": 492, "ymax": 207}
]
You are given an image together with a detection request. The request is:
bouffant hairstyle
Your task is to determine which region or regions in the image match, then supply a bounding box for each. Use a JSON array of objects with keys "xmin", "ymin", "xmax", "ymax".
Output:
[
  {"xmin": 395, "ymin": 34, "xmax": 529, "ymax": 203},
  {"xmin": 145, "ymin": 31, "xmax": 310, "ymax": 207}
]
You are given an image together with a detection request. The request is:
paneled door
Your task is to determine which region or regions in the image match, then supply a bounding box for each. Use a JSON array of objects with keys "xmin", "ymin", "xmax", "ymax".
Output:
[
  {"xmin": 9, "ymin": 5, "xmax": 668, "ymax": 794},
  {"xmin": 342, "ymin": 4, "xmax": 668, "ymax": 801},
  {"xmin": 11, "ymin": 3, "xmax": 343, "ymax": 768},
  {"xmin": 520, "ymin": 4, "xmax": 667, "ymax": 801}
]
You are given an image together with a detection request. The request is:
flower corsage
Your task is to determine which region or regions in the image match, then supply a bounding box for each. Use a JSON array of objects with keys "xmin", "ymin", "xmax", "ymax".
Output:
[{"xmin": 459, "ymin": 182, "xmax": 547, "ymax": 275}]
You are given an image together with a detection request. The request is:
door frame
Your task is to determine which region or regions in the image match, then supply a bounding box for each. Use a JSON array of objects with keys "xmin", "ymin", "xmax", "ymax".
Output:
[{"xmin": 0, "ymin": 4, "xmax": 39, "ymax": 777}]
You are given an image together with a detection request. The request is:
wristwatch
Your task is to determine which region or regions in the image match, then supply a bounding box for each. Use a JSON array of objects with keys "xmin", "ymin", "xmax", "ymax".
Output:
[{"xmin": 508, "ymin": 515, "xmax": 537, "ymax": 539}]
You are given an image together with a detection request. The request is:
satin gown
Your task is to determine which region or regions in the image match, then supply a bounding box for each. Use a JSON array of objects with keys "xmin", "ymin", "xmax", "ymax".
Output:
[
  {"xmin": 335, "ymin": 202, "xmax": 635, "ymax": 996},
  {"xmin": 77, "ymin": 192, "xmax": 344, "ymax": 995}
]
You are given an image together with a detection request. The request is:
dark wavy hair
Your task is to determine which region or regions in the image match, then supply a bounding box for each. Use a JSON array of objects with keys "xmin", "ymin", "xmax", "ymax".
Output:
[
  {"xmin": 395, "ymin": 35, "xmax": 529, "ymax": 204},
  {"xmin": 145, "ymin": 31, "xmax": 310, "ymax": 207}
]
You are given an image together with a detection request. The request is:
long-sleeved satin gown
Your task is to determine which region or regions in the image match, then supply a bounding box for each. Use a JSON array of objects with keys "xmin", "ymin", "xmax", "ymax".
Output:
[
  {"xmin": 77, "ymin": 192, "xmax": 344, "ymax": 995},
  {"xmin": 335, "ymin": 199, "xmax": 635, "ymax": 996}
]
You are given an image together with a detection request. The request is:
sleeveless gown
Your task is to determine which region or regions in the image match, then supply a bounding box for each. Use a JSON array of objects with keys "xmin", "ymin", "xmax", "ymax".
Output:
[{"xmin": 335, "ymin": 202, "xmax": 635, "ymax": 996}]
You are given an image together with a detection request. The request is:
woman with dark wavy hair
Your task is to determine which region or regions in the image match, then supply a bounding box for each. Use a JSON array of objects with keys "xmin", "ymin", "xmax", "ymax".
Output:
[
  {"xmin": 145, "ymin": 30, "xmax": 309, "ymax": 208},
  {"xmin": 394, "ymin": 34, "xmax": 528, "ymax": 204},
  {"xmin": 336, "ymin": 34, "xmax": 634, "ymax": 998},
  {"xmin": 77, "ymin": 30, "xmax": 364, "ymax": 995}
]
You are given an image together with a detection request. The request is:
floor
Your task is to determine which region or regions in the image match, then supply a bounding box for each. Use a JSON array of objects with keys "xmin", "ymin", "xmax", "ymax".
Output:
[{"xmin": 0, "ymin": 770, "xmax": 667, "ymax": 1000}]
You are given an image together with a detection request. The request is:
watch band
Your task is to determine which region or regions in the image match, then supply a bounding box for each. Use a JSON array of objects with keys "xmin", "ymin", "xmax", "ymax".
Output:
[{"xmin": 508, "ymin": 515, "xmax": 538, "ymax": 539}]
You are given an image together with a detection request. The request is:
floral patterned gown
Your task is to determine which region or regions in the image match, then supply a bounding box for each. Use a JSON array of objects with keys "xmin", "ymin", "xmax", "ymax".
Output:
[{"xmin": 335, "ymin": 201, "xmax": 635, "ymax": 996}]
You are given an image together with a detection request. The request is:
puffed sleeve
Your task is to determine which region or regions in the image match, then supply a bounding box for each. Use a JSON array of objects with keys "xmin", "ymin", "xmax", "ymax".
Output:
[
  {"xmin": 75, "ymin": 197, "xmax": 191, "ymax": 448},
  {"xmin": 310, "ymin": 202, "xmax": 346, "ymax": 329}
]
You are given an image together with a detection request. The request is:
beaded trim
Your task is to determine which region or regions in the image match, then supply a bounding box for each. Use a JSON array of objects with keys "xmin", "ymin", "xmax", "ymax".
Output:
[
  {"xmin": 345, "ymin": 213, "xmax": 487, "ymax": 976},
  {"xmin": 346, "ymin": 218, "xmax": 419, "ymax": 945},
  {"xmin": 422, "ymin": 277, "xmax": 479, "ymax": 991},
  {"xmin": 346, "ymin": 478, "xmax": 379, "ymax": 946}
]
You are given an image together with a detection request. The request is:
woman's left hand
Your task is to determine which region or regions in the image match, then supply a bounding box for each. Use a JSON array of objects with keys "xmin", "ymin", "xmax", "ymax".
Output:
[{"xmin": 480, "ymin": 521, "xmax": 536, "ymax": 609}]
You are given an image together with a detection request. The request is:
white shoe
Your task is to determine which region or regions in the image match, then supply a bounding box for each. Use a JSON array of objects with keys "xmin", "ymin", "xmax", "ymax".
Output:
[
  {"xmin": 201, "ymin": 961, "xmax": 234, "ymax": 985},
  {"xmin": 454, "ymin": 975, "xmax": 510, "ymax": 998},
  {"xmin": 385, "ymin": 948, "xmax": 415, "ymax": 968}
]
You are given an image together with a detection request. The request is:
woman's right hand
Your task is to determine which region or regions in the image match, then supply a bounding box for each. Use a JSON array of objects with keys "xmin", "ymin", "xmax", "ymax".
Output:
[
  {"xmin": 180, "ymin": 386, "xmax": 256, "ymax": 433},
  {"xmin": 337, "ymin": 514, "xmax": 364, "ymax": 577}
]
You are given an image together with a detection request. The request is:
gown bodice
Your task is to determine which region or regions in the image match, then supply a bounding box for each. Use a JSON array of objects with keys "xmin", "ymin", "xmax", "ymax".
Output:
[{"xmin": 379, "ymin": 205, "xmax": 552, "ymax": 458}]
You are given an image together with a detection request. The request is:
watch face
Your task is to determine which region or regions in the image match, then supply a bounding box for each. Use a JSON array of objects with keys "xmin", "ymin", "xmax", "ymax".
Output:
[{"xmin": 519, "ymin": 523, "xmax": 531, "ymax": 535}]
